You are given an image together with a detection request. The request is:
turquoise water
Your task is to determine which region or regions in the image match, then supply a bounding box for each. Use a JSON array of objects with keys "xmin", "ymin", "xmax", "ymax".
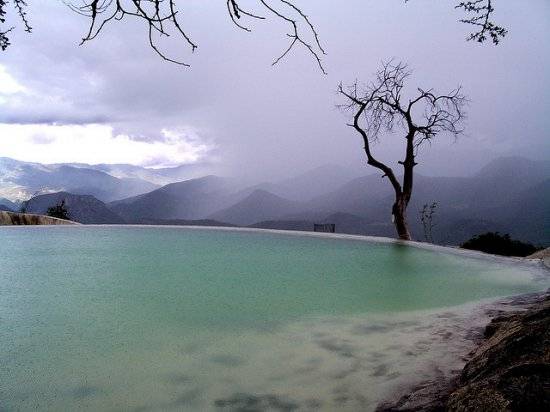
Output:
[{"xmin": 1, "ymin": 226, "xmax": 547, "ymax": 411}]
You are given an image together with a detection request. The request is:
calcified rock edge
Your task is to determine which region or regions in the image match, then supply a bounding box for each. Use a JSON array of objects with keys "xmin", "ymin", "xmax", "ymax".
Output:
[
  {"xmin": 377, "ymin": 289, "xmax": 550, "ymax": 412},
  {"xmin": 0, "ymin": 211, "xmax": 78, "ymax": 225}
]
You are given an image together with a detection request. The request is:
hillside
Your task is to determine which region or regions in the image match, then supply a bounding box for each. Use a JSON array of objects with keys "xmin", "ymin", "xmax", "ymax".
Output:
[
  {"xmin": 0, "ymin": 197, "xmax": 19, "ymax": 211},
  {"xmin": 280, "ymin": 157, "xmax": 550, "ymax": 245},
  {"xmin": 488, "ymin": 179, "xmax": 550, "ymax": 245},
  {"xmin": 138, "ymin": 218, "xmax": 236, "ymax": 227},
  {"xmin": 274, "ymin": 164, "xmax": 361, "ymax": 201},
  {"xmin": 23, "ymin": 192, "xmax": 124, "ymax": 224},
  {"xmin": 110, "ymin": 176, "xmax": 235, "ymax": 222},
  {"xmin": 0, "ymin": 157, "xmax": 158, "ymax": 202},
  {"xmin": 209, "ymin": 189, "xmax": 303, "ymax": 226},
  {"xmin": 249, "ymin": 213, "xmax": 395, "ymax": 238},
  {"xmin": 249, "ymin": 220, "xmax": 314, "ymax": 232}
]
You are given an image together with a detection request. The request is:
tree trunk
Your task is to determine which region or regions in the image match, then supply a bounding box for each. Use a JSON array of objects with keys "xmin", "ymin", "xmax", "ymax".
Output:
[{"xmin": 392, "ymin": 196, "xmax": 411, "ymax": 240}]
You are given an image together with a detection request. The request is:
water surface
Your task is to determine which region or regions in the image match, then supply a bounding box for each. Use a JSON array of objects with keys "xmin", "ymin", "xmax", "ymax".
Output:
[{"xmin": 1, "ymin": 226, "xmax": 547, "ymax": 411}]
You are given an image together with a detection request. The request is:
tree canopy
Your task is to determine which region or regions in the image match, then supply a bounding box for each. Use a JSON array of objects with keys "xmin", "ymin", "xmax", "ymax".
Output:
[{"xmin": 47, "ymin": 200, "xmax": 71, "ymax": 221}]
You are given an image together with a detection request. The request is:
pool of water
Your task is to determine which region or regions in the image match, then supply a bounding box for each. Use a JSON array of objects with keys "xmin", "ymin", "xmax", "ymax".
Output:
[{"xmin": 1, "ymin": 226, "xmax": 547, "ymax": 411}]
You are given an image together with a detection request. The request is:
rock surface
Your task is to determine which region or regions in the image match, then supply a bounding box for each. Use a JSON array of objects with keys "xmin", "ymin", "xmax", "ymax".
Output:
[
  {"xmin": 447, "ymin": 294, "xmax": 549, "ymax": 411},
  {"xmin": 377, "ymin": 291, "xmax": 550, "ymax": 412},
  {"xmin": 0, "ymin": 211, "xmax": 78, "ymax": 225},
  {"xmin": 528, "ymin": 248, "xmax": 550, "ymax": 269}
]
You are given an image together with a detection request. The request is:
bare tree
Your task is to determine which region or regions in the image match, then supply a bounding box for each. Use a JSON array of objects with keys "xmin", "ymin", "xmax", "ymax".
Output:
[
  {"xmin": 420, "ymin": 201, "xmax": 438, "ymax": 243},
  {"xmin": 338, "ymin": 61, "xmax": 466, "ymax": 240},
  {"xmin": 1, "ymin": 1, "xmax": 508, "ymax": 66}
]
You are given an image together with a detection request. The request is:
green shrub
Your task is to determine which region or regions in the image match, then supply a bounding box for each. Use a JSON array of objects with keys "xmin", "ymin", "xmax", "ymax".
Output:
[
  {"xmin": 47, "ymin": 200, "xmax": 70, "ymax": 220},
  {"xmin": 461, "ymin": 232, "xmax": 542, "ymax": 257}
]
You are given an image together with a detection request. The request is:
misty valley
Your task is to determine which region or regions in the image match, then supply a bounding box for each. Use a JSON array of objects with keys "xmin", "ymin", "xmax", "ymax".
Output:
[{"xmin": 1, "ymin": 155, "xmax": 548, "ymax": 247}]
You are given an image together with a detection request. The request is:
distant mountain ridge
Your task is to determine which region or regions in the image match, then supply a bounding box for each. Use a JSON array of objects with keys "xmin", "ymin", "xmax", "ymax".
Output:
[
  {"xmin": 273, "ymin": 164, "xmax": 361, "ymax": 202},
  {"xmin": 0, "ymin": 157, "xmax": 159, "ymax": 202},
  {"xmin": 109, "ymin": 175, "xmax": 236, "ymax": 222},
  {"xmin": 63, "ymin": 161, "xmax": 214, "ymax": 186},
  {"xmin": 23, "ymin": 192, "xmax": 124, "ymax": 224},
  {"xmin": 209, "ymin": 189, "xmax": 303, "ymax": 225},
  {"xmin": 8, "ymin": 156, "xmax": 549, "ymax": 246},
  {"xmin": 0, "ymin": 197, "xmax": 18, "ymax": 211}
]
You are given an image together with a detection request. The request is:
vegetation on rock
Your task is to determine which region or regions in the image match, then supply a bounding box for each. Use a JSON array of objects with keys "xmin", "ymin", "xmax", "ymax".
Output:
[
  {"xmin": 46, "ymin": 200, "xmax": 70, "ymax": 221},
  {"xmin": 461, "ymin": 232, "xmax": 542, "ymax": 257}
]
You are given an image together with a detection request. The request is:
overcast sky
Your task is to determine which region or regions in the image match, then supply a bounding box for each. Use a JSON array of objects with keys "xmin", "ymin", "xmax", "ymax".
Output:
[{"xmin": 0, "ymin": 0, "xmax": 549, "ymax": 181}]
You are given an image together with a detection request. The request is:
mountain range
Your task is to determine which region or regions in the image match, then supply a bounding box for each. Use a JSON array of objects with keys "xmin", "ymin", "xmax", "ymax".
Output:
[
  {"xmin": 0, "ymin": 157, "xmax": 214, "ymax": 202},
  {"xmin": 2, "ymin": 156, "xmax": 548, "ymax": 246},
  {"xmin": 23, "ymin": 192, "xmax": 124, "ymax": 224}
]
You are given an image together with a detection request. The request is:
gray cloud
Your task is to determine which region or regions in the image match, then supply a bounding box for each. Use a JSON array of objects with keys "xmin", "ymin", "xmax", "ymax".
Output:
[
  {"xmin": 1, "ymin": 0, "xmax": 549, "ymax": 181},
  {"xmin": 0, "ymin": 113, "xmax": 110, "ymax": 125}
]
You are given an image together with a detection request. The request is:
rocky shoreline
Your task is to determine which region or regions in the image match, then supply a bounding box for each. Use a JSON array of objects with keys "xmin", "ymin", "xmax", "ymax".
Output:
[
  {"xmin": 377, "ymin": 290, "xmax": 550, "ymax": 411},
  {"xmin": 0, "ymin": 211, "xmax": 78, "ymax": 225}
]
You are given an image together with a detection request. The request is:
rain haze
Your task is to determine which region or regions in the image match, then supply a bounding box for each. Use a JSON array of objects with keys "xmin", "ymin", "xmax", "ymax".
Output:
[{"xmin": 0, "ymin": 0, "xmax": 549, "ymax": 182}]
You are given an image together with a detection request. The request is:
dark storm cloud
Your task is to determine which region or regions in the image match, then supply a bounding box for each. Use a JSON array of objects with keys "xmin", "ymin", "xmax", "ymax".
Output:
[{"xmin": 0, "ymin": 0, "xmax": 549, "ymax": 179}]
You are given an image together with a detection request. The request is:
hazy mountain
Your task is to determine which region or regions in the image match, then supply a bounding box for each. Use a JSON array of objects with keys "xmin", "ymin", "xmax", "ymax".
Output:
[
  {"xmin": 303, "ymin": 173, "xmax": 392, "ymax": 218},
  {"xmin": 249, "ymin": 213, "xmax": 395, "ymax": 238},
  {"xmin": 209, "ymin": 189, "xmax": 303, "ymax": 226},
  {"xmin": 5, "ymin": 156, "xmax": 547, "ymax": 245},
  {"xmin": 487, "ymin": 179, "xmax": 550, "ymax": 245},
  {"xmin": 110, "ymin": 176, "xmax": 235, "ymax": 222},
  {"xmin": 436, "ymin": 218, "xmax": 500, "ymax": 246},
  {"xmin": 259, "ymin": 157, "xmax": 549, "ymax": 245},
  {"xmin": 249, "ymin": 220, "xmax": 314, "ymax": 232},
  {"xmin": 323, "ymin": 212, "xmax": 395, "ymax": 237},
  {"xmin": 0, "ymin": 197, "xmax": 18, "ymax": 211},
  {"xmin": 149, "ymin": 163, "xmax": 218, "ymax": 184},
  {"xmin": 0, "ymin": 157, "xmax": 158, "ymax": 202},
  {"xmin": 230, "ymin": 165, "xmax": 361, "ymax": 203},
  {"xmin": 67, "ymin": 162, "xmax": 214, "ymax": 186},
  {"xmin": 0, "ymin": 203, "xmax": 13, "ymax": 212},
  {"xmin": 274, "ymin": 164, "xmax": 362, "ymax": 201},
  {"xmin": 138, "ymin": 218, "xmax": 236, "ymax": 227},
  {"xmin": 465, "ymin": 156, "xmax": 550, "ymax": 209},
  {"xmin": 23, "ymin": 192, "xmax": 124, "ymax": 224},
  {"xmin": 473, "ymin": 156, "xmax": 550, "ymax": 187}
]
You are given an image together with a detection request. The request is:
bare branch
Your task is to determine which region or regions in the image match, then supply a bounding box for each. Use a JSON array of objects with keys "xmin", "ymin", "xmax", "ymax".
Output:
[
  {"xmin": 1, "ymin": 0, "xmax": 32, "ymax": 50},
  {"xmin": 405, "ymin": 0, "xmax": 507, "ymax": 45},
  {"xmin": 0, "ymin": 0, "xmax": 511, "ymax": 55},
  {"xmin": 65, "ymin": 0, "xmax": 326, "ymax": 71},
  {"xmin": 410, "ymin": 86, "xmax": 468, "ymax": 146},
  {"xmin": 259, "ymin": 0, "xmax": 326, "ymax": 74},
  {"xmin": 336, "ymin": 77, "xmax": 403, "ymax": 196},
  {"xmin": 455, "ymin": 0, "xmax": 507, "ymax": 44}
]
